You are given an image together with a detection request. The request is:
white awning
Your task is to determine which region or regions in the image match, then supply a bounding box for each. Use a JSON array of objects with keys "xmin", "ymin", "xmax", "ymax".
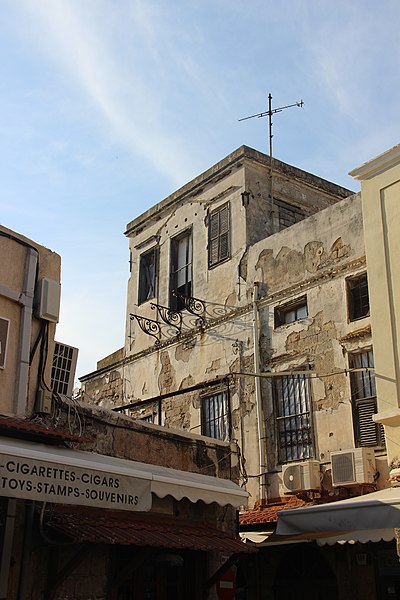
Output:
[
  {"xmin": 275, "ymin": 487, "xmax": 400, "ymax": 545},
  {"xmin": 0, "ymin": 438, "xmax": 248, "ymax": 511}
]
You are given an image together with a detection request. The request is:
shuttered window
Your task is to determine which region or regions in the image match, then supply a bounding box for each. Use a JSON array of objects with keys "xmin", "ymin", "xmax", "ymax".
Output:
[
  {"xmin": 208, "ymin": 203, "xmax": 230, "ymax": 267},
  {"xmin": 349, "ymin": 350, "xmax": 385, "ymax": 447}
]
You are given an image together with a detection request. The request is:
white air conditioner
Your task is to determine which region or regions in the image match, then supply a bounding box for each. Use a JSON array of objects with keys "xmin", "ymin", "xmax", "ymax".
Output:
[
  {"xmin": 51, "ymin": 341, "xmax": 79, "ymax": 398},
  {"xmin": 331, "ymin": 448, "xmax": 375, "ymax": 487},
  {"xmin": 282, "ymin": 460, "xmax": 321, "ymax": 493}
]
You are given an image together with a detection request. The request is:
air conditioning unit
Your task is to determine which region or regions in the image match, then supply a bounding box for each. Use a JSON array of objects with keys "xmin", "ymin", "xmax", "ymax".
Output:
[
  {"xmin": 282, "ymin": 460, "xmax": 321, "ymax": 493},
  {"xmin": 331, "ymin": 448, "xmax": 375, "ymax": 487},
  {"xmin": 51, "ymin": 341, "xmax": 79, "ymax": 398}
]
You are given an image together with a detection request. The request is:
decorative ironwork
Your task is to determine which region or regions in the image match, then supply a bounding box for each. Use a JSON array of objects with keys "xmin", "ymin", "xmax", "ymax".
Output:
[
  {"xmin": 150, "ymin": 303, "xmax": 182, "ymax": 335},
  {"xmin": 130, "ymin": 314, "xmax": 161, "ymax": 344},
  {"xmin": 173, "ymin": 291, "xmax": 237, "ymax": 325},
  {"xmin": 173, "ymin": 291, "xmax": 206, "ymax": 326}
]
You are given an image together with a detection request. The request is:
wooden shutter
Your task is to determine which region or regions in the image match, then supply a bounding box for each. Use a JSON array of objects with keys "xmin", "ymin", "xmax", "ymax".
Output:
[{"xmin": 208, "ymin": 203, "xmax": 230, "ymax": 266}]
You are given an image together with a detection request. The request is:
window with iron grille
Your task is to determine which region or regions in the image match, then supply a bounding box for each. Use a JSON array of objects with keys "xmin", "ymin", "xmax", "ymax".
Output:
[
  {"xmin": 274, "ymin": 296, "xmax": 308, "ymax": 327},
  {"xmin": 170, "ymin": 230, "xmax": 192, "ymax": 311},
  {"xmin": 273, "ymin": 372, "xmax": 314, "ymax": 463},
  {"xmin": 201, "ymin": 391, "xmax": 229, "ymax": 441},
  {"xmin": 208, "ymin": 203, "xmax": 230, "ymax": 268},
  {"xmin": 138, "ymin": 247, "xmax": 158, "ymax": 305},
  {"xmin": 347, "ymin": 273, "xmax": 370, "ymax": 321},
  {"xmin": 275, "ymin": 199, "xmax": 305, "ymax": 230},
  {"xmin": 349, "ymin": 350, "xmax": 385, "ymax": 447}
]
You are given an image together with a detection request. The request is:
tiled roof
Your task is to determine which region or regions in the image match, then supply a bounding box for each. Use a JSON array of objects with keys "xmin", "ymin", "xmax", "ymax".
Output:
[
  {"xmin": 0, "ymin": 416, "xmax": 91, "ymax": 443},
  {"xmin": 240, "ymin": 496, "xmax": 311, "ymax": 526},
  {"xmin": 45, "ymin": 505, "xmax": 256, "ymax": 553}
]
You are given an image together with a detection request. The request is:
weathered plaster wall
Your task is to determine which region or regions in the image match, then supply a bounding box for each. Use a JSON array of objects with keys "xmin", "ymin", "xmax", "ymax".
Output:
[
  {"xmin": 243, "ymin": 156, "xmax": 352, "ymax": 247},
  {"xmin": 80, "ymin": 192, "xmax": 384, "ymax": 504}
]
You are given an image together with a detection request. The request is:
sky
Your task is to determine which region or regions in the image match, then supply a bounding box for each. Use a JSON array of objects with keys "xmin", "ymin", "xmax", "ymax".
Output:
[{"xmin": 1, "ymin": 0, "xmax": 399, "ymax": 383}]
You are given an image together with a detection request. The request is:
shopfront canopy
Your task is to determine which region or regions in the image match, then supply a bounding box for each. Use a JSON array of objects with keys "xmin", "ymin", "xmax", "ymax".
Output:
[
  {"xmin": 275, "ymin": 487, "xmax": 400, "ymax": 545},
  {"xmin": 0, "ymin": 437, "xmax": 248, "ymax": 511}
]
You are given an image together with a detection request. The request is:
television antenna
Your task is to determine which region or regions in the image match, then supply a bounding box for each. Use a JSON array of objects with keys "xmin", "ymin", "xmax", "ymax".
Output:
[{"xmin": 239, "ymin": 93, "xmax": 304, "ymax": 222}]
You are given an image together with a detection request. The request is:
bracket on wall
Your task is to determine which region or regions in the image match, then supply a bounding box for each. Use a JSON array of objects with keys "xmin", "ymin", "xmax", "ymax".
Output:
[
  {"xmin": 129, "ymin": 314, "xmax": 162, "ymax": 344},
  {"xmin": 150, "ymin": 303, "xmax": 182, "ymax": 336},
  {"xmin": 173, "ymin": 291, "xmax": 206, "ymax": 327}
]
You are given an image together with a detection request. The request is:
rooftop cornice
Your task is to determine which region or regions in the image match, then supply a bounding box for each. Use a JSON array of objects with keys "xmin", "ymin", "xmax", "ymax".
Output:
[
  {"xmin": 125, "ymin": 146, "xmax": 353, "ymax": 237},
  {"xmin": 349, "ymin": 144, "xmax": 400, "ymax": 181}
]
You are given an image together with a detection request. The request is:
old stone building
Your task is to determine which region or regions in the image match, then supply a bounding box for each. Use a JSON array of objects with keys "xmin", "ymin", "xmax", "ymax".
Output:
[
  {"xmin": 0, "ymin": 225, "xmax": 249, "ymax": 600},
  {"xmin": 80, "ymin": 144, "xmax": 400, "ymax": 599}
]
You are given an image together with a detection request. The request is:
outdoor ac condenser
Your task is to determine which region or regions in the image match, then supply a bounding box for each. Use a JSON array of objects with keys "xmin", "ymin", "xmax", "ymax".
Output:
[
  {"xmin": 282, "ymin": 460, "xmax": 321, "ymax": 493},
  {"xmin": 330, "ymin": 447, "xmax": 375, "ymax": 487}
]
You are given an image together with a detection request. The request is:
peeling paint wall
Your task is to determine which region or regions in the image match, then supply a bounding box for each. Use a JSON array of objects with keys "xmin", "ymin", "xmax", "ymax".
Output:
[{"xmin": 81, "ymin": 150, "xmax": 383, "ymax": 508}]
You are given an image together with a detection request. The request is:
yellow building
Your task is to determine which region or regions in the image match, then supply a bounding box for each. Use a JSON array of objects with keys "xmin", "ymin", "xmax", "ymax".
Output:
[{"xmin": 350, "ymin": 145, "xmax": 400, "ymax": 470}]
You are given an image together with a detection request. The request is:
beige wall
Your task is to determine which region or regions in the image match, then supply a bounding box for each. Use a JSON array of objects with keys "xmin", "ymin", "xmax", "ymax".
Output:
[
  {"xmin": 0, "ymin": 225, "xmax": 61, "ymax": 416},
  {"xmin": 351, "ymin": 145, "xmax": 400, "ymax": 466}
]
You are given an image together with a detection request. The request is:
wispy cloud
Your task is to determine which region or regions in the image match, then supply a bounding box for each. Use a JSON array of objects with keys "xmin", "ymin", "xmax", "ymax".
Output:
[{"xmin": 18, "ymin": 0, "xmax": 208, "ymax": 186}]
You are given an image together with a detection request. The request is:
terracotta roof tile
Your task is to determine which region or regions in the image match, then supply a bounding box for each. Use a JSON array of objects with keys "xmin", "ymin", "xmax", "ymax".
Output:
[
  {"xmin": 45, "ymin": 505, "xmax": 256, "ymax": 553},
  {"xmin": 240, "ymin": 496, "xmax": 311, "ymax": 526}
]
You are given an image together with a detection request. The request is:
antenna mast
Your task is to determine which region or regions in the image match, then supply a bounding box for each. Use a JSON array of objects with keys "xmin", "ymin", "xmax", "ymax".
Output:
[{"xmin": 239, "ymin": 93, "xmax": 304, "ymax": 229}]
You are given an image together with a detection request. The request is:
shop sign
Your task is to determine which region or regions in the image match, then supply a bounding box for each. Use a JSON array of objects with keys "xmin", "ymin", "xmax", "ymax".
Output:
[{"xmin": 0, "ymin": 453, "xmax": 152, "ymax": 511}]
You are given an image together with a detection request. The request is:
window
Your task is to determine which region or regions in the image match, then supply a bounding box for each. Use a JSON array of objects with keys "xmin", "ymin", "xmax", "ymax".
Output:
[
  {"xmin": 274, "ymin": 297, "xmax": 308, "ymax": 327},
  {"xmin": 347, "ymin": 273, "xmax": 369, "ymax": 321},
  {"xmin": 349, "ymin": 350, "xmax": 385, "ymax": 447},
  {"xmin": 273, "ymin": 372, "xmax": 314, "ymax": 462},
  {"xmin": 275, "ymin": 199, "xmax": 305, "ymax": 230},
  {"xmin": 138, "ymin": 247, "xmax": 158, "ymax": 305},
  {"xmin": 208, "ymin": 203, "xmax": 230, "ymax": 267},
  {"xmin": 201, "ymin": 391, "xmax": 229, "ymax": 440},
  {"xmin": 170, "ymin": 230, "xmax": 192, "ymax": 311}
]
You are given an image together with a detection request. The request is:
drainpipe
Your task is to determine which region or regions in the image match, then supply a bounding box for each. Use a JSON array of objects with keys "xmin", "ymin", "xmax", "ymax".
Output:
[
  {"xmin": 253, "ymin": 282, "xmax": 266, "ymax": 504},
  {"xmin": 15, "ymin": 248, "xmax": 38, "ymax": 415}
]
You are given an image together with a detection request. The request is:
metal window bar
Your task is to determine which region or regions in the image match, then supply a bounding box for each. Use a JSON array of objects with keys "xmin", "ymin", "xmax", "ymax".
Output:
[
  {"xmin": 201, "ymin": 392, "xmax": 229, "ymax": 441},
  {"xmin": 274, "ymin": 373, "xmax": 313, "ymax": 462}
]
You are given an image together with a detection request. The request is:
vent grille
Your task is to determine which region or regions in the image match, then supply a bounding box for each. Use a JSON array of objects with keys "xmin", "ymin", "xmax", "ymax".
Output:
[
  {"xmin": 331, "ymin": 452, "xmax": 355, "ymax": 485},
  {"xmin": 51, "ymin": 342, "xmax": 79, "ymax": 398},
  {"xmin": 331, "ymin": 448, "xmax": 375, "ymax": 487}
]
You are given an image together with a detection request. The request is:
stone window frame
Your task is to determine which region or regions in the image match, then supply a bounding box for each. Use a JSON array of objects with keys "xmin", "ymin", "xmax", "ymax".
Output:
[
  {"xmin": 208, "ymin": 202, "xmax": 231, "ymax": 268},
  {"xmin": 138, "ymin": 246, "xmax": 159, "ymax": 305},
  {"xmin": 272, "ymin": 370, "xmax": 315, "ymax": 464},
  {"xmin": 348, "ymin": 348, "xmax": 385, "ymax": 448},
  {"xmin": 346, "ymin": 272, "xmax": 370, "ymax": 322},
  {"xmin": 200, "ymin": 386, "xmax": 230, "ymax": 441},
  {"xmin": 274, "ymin": 295, "xmax": 308, "ymax": 328}
]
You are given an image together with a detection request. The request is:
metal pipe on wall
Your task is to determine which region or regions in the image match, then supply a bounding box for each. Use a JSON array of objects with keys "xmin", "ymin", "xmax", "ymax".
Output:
[{"xmin": 252, "ymin": 282, "xmax": 267, "ymax": 504}]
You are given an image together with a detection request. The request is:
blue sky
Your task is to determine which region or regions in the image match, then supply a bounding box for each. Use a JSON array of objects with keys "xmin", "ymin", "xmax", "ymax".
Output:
[{"xmin": 1, "ymin": 0, "xmax": 399, "ymax": 382}]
